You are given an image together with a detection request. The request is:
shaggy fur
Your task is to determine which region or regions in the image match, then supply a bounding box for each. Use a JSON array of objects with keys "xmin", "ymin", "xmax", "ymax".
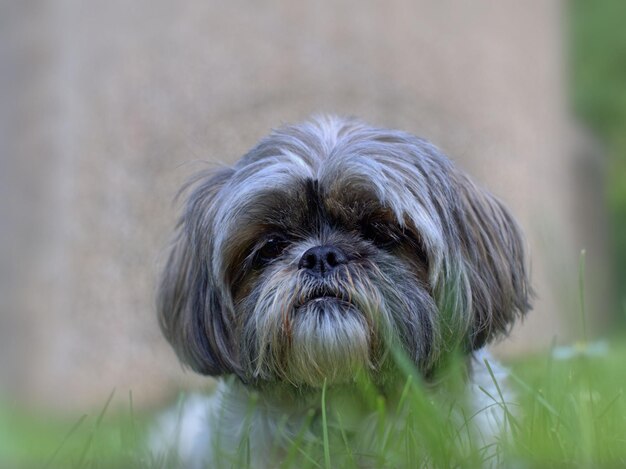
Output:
[{"xmin": 155, "ymin": 116, "xmax": 531, "ymax": 467}]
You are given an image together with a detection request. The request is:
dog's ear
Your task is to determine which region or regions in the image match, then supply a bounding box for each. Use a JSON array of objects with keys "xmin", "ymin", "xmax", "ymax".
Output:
[
  {"xmin": 445, "ymin": 174, "xmax": 532, "ymax": 350},
  {"xmin": 157, "ymin": 167, "xmax": 237, "ymax": 375}
]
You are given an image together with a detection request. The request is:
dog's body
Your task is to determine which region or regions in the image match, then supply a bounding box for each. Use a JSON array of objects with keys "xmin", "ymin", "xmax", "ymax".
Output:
[{"xmin": 155, "ymin": 116, "xmax": 530, "ymax": 467}]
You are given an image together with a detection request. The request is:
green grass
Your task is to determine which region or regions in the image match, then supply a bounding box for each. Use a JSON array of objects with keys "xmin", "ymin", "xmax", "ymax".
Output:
[
  {"xmin": 2, "ymin": 339, "xmax": 626, "ymax": 469},
  {"xmin": 509, "ymin": 341, "xmax": 626, "ymax": 467}
]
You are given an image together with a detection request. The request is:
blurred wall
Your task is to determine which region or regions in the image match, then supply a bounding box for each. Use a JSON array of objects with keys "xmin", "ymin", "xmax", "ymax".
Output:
[{"xmin": 1, "ymin": 0, "xmax": 612, "ymax": 410}]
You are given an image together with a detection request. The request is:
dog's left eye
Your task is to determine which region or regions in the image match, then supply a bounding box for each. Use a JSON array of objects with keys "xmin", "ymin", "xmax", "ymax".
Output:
[
  {"xmin": 255, "ymin": 236, "xmax": 288, "ymax": 265},
  {"xmin": 361, "ymin": 222, "xmax": 402, "ymax": 250}
]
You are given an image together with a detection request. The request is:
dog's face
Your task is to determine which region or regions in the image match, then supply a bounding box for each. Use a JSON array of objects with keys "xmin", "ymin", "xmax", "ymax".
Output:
[{"xmin": 158, "ymin": 117, "xmax": 531, "ymax": 388}]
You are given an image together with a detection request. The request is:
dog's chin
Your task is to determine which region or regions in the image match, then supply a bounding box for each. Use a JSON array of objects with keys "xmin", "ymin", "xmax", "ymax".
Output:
[{"xmin": 286, "ymin": 298, "xmax": 372, "ymax": 387}]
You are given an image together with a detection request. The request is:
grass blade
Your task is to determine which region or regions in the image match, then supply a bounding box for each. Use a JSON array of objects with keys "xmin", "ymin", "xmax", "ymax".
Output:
[
  {"xmin": 44, "ymin": 414, "xmax": 87, "ymax": 469},
  {"xmin": 321, "ymin": 378, "xmax": 331, "ymax": 469}
]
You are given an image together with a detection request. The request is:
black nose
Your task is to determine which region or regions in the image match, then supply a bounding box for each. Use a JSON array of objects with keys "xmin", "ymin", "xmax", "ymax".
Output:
[{"xmin": 298, "ymin": 245, "xmax": 348, "ymax": 277}]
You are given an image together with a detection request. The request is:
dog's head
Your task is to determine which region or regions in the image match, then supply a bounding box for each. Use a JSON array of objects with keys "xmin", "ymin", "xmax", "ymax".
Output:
[{"xmin": 157, "ymin": 116, "xmax": 531, "ymax": 388}]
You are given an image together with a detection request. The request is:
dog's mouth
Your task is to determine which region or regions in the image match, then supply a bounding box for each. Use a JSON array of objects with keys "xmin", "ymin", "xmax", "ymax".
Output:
[{"xmin": 296, "ymin": 286, "xmax": 352, "ymax": 308}]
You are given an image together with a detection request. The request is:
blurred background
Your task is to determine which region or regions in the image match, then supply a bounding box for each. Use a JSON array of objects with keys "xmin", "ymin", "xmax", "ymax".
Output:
[{"xmin": 0, "ymin": 0, "xmax": 624, "ymax": 416}]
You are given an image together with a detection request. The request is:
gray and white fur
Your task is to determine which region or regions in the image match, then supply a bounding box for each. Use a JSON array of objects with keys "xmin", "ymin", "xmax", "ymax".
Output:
[{"xmin": 155, "ymin": 116, "xmax": 531, "ymax": 467}]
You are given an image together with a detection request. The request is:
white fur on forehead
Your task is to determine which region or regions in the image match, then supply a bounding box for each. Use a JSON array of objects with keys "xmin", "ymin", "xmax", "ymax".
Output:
[{"xmin": 211, "ymin": 116, "xmax": 453, "ymax": 280}]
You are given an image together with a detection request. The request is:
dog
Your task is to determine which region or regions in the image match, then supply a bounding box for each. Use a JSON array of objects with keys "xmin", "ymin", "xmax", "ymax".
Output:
[{"xmin": 154, "ymin": 116, "xmax": 531, "ymax": 468}]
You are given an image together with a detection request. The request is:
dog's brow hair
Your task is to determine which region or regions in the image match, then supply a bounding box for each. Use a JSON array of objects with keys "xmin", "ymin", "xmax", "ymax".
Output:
[{"xmin": 303, "ymin": 177, "xmax": 325, "ymax": 230}]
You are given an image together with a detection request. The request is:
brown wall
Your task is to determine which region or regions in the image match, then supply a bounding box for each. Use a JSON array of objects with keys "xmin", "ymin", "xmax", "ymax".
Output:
[{"xmin": 1, "ymin": 0, "xmax": 611, "ymax": 410}]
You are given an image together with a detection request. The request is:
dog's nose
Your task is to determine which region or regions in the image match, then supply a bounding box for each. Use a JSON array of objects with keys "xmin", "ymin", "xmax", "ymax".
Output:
[{"xmin": 298, "ymin": 245, "xmax": 348, "ymax": 277}]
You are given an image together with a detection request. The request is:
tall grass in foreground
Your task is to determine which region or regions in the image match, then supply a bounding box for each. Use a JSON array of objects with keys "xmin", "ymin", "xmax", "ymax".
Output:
[{"xmin": 1, "ymin": 338, "xmax": 625, "ymax": 468}]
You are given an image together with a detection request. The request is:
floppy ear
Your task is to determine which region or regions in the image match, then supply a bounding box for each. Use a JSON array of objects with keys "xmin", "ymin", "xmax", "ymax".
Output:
[
  {"xmin": 452, "ymin": 174, "xmax": 532, "ymax": 350},
  {"xmin": 157, "ymin": 167, "xmax": 237, "ymax": 375}
]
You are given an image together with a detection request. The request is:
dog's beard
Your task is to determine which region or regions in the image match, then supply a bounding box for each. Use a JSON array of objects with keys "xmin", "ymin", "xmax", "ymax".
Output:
[
  {"xmin": 288, "ymin": 299, "xmax": 371, "ymax": 386},
  {"xmin": 237, "ymin": 258, "xmax": 436, "ymax": 387}
]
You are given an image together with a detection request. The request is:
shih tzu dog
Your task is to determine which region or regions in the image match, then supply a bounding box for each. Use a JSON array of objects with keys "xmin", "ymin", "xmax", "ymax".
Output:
[{"xmin": 154, "ymin": 116, "xmax": 531, "ymax": 468}]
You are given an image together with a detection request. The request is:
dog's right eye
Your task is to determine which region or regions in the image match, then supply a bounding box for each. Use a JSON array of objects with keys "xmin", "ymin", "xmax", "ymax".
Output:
[{"xmin": 254, "ymin": 236, "xmax": 288, "ymax": 266}]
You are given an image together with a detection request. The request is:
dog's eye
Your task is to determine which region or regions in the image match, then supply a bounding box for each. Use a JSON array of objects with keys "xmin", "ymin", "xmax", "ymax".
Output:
[
  {"xmin": 361, "ymin": 222, "xmax": 401, "ymax": 250},
  {"xmin": 255, "ymin": 236, "xmax": 288, "ymax": 265}
]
